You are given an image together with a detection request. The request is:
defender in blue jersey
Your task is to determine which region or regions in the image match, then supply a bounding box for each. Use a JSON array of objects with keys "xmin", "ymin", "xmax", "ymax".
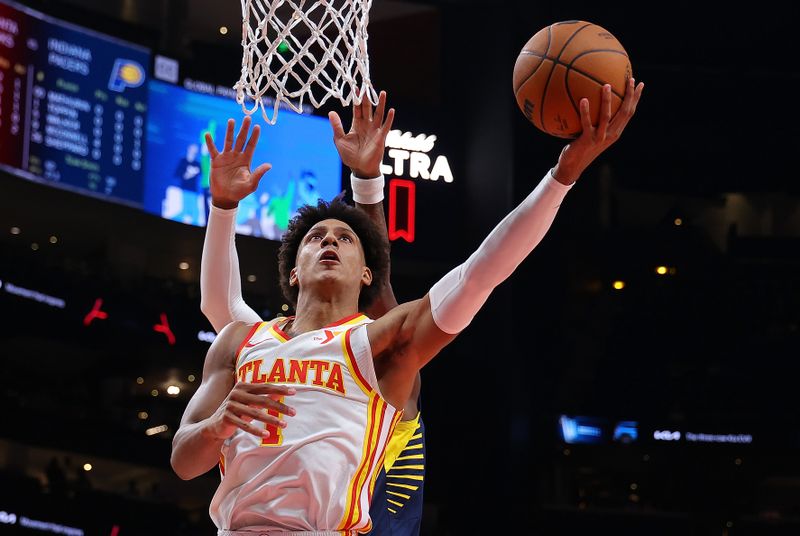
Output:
[
  {"xmin": 199, "ymin": 92, "xmax": 426, "ymax": 535},
  {"xmin": 369, "ymin": 409, "xmax": 425, "ymax": 535}
]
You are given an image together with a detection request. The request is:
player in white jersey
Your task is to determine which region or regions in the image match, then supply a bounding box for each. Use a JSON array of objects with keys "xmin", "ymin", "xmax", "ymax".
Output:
[
  {"xmin": 171, "ymin": 79, "xmax": 644, "ymax": 534},
  {"xmin": 199, "ymin": 92, "xmax": 428, "ymax": 535}
]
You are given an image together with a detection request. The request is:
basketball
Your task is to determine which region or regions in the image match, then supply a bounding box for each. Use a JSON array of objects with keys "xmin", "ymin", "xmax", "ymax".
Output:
[{"xmin": 513, "ymin": 20, "xmax": 632, "ymax": 138}]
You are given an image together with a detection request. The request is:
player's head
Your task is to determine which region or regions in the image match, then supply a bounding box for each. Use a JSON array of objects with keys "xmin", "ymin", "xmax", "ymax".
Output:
[{"xmin": 279, "ymin": 195, "xmax": 389, "ymax": 311}]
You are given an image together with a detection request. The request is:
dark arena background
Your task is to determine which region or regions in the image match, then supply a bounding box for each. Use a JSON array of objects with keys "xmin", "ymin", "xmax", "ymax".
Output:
[{"xmin": 1, "ymin": 1, "xmax": 799, "ymax": 535}]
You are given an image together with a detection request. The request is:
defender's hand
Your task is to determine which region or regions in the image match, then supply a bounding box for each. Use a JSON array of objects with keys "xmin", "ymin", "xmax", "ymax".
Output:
[
  {"xmin": 205, "ymin": 116, "xmax": 272, "ymax": 209},
  {"xmin": 329, "ymin": 90, "xmax": 395, "ymax": 179}
]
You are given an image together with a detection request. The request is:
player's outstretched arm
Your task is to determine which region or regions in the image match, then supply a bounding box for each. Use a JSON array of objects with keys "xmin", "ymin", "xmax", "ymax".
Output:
[
  {"xmin": 200, "ymin": 117, "xmax": 269, "ymax": 332},
  {"xmin": 368, "ymin": 79, "xmax": 644, "ymax": 408},
  {"xmin": 171, "ymin": 321, "xmax": 296, "ymax": 480},
  {"xmin": 329, "ymin": 91, "xmax": 398, "ymax": 317}
]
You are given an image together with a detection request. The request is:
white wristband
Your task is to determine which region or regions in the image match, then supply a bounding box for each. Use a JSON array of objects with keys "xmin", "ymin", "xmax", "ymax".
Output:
[{"xmin": 351, "ymin": 173, "xmax": 385, "ymax": 204}]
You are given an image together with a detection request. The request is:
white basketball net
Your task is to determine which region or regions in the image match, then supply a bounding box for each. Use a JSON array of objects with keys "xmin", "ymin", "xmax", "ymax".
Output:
[{"xmin": 236, "ymin": 0, "xmax": 378, "ymax": 125}]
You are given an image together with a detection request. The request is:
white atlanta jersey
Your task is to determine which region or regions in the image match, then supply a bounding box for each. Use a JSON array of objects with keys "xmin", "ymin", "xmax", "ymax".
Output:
[{"xmin": 209, "ymin": 313, "xmax": 402, "ymax": 534}]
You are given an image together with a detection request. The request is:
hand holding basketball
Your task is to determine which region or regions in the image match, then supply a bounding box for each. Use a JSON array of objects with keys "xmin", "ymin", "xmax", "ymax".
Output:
[
  {"xmin": 514, "ymin": 20, "xmax": 634, "ymax": 139},
  {"xmin": 552, "ymin": 77, "xmax": 644, "ymax": 185}
]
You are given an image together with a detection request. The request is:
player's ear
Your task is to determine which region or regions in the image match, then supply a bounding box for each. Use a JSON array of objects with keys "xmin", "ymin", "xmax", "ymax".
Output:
[
  {"xmin": 361, "ymin": 267, "xmax": 373, "ymax": 287},
  {"xmin": 289, "ymin": 267, "xmax": 299, "ymax": 287}
]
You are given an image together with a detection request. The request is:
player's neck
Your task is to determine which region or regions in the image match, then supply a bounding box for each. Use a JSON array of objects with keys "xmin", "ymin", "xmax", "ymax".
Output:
[{"xmin": 289, "ymin": 294, "xmax": 359, "ymax": 336}]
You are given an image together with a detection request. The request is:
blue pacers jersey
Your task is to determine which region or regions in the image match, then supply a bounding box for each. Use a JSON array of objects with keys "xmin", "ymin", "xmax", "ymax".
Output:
[{"xmin": 368, "ymin": 411, "xmax": 426, "ymax": 535}]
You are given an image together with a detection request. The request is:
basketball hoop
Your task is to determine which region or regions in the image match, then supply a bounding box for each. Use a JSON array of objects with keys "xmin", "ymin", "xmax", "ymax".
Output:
[{"xmin": 236, "ymin": 0, "xmax": 378, "ymax": 125}]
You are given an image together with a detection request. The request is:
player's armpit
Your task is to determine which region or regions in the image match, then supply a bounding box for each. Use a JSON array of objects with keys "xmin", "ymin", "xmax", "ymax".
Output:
[{"xmin": 368, "ymin": 297, "xmax": 456, "ymax": 370}]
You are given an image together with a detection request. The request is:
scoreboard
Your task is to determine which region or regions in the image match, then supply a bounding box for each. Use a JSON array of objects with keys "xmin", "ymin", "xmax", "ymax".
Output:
[
  {"xmin": 0, "ymin": 0, "xmax": 345, "ymax": 241},
  {"xmin": 0, "ymin": 0, "xmax": 149, "ymax": 204}
]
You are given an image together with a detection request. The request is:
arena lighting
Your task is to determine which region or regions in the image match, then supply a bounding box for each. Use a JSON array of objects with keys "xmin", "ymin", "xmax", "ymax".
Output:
[
  {"xmin": 136, "ymin": 377, "xmax": 144, "ymax": 384},
  {"xmin": 380, "ymin": 130, "xmax": 454, "ymax": 183},
  {"xmin": 10, "ymin": 227, "xmax": 20, "ymax": 235},
  {"xmin": 166, "ymin": 385, "xmax": 180, "ymax": 396},
  {"xmin": 0, "ymin": 510, "xmax": 17, "ymax": 524},
  {"xmin": 219, "ymin": 26, "xmax": 228, "ymax": 35},
  {"xmin": 188, "ymin": 374, "xmax": 196, "ymax": 382},
  {"xmin": 179, "ymin": 262, "xmax": 189, "ymax": 270},
  {"xmin": 83, "ymin": 298, "xmax": 108, "ymax": 326},
  {"xmin": 12, "ymin": 514, "xmax": 84, "ymax": 536},
  {"xmin": 281, "ymin": 304, "xmax": 289, "ymax": 311},
  {"xmin": 137, "ymin": 411, "xmax": 148, "ymax": 420},
  {"xmin": 145, "ymin": 425, "xmax": 168, "ymax": 436},
  {"xmin": 247, "ymin": 274, "xmax": 257, "ymax": 282},
  {"xmin": 388, "ymin": 179, "xmax": 416, "ymax": 243},
  {"xmin": 559, "ymin": 415, "xmax": 604, "ymax": 445},
  {"xmin": 656, "ymin": 266, "xmax": 668, "ymax": 275},
  {"xmin": 151, "ymin": 389, "xmax": 158, "ymax": 397},
  {"xmin": 198, "ymin": 330, "xmax": 216, "ymax": 343},
  {"xmin": 49, "ymin": 235, "xmax": 57, "ymax": 244},
  {"xmin": 83, "ymin": 463, "xmax": 92, "ymax": 471},
  {"xmin": 612, "ymin": 280, "xmax": 625, "ymax": 290},
  {"xmin": 153, "ymin": 312, "xmax": 176, "ymax": 345},
  {"xmin": 31, "ymin": 243, "xmax": 39, "ymax": 251},
  {"xmin": 2, "ymin": 281, "xmax": 66, "ymax": 308},
  {"xmin": 685, "ymin": 432, "xmax": 753, "ymax": 444},
  {"xmin": 653, "ymin": 430, "xmax": 681, "ymax": 441},
  {"xmin": 674, "ymin": 218, "xmax": 683, "ymax": 226}
]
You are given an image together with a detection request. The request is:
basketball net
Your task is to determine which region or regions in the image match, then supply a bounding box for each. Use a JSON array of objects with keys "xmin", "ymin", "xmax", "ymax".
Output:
[{"xmin": 236, "ymin": 0, "xmax": 378, "ymax": 125}]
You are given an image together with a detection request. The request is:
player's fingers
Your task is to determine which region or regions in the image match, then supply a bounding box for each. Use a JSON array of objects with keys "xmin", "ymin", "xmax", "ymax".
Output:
[
  {"xmin": 329, "ymin": 111, "xmax": 346, "ymax": 139},
  {"xmin": 374, "ymin": 91, "xmax": 387, "ymax": 126},
  {"xmin": 251, "ymin": 163, "xmax": 272, "ymax": 187},
  {"xmin": 205, "ymin": 133, "xmax": 220, "ymax": 158},
  {"xmin": 235, "ymin": 402, "xmax": 289, "ymax": 428},
  {"xmin": 620, "ymin": 78, "xmax": 637, "ymax": 116},
  {"xmin": 381, "ymin": 108, "xmax": 395, "ymax": 135},
  {"xmin": 235, "ymin": 390, "xmax": 296, "ymax": 416},
  {"xmin": 610, "ymin": 79, "xmax": 641, "ymax": 133},
  {"xmin": 224, "ymin": 413, "xmax": 272, "ymax": 437},
  {"xmin": 223, "ymin": 119, "xmax": 236, "ymax": 152},
  {"xmin": 361, "ymin": 89, "xmax": 373, "ymax": 122},
  {"xmin": 234, "ymin": 116, "xmax": 251, "ymax": 152},
  {"xmin": 264, "ymin": 397, "xmax": 297, "ymax": 417},
  {"xmin": 579, "ymin": 98, "xmax": 592, "ymax": 133},
  {"xmin": 244, "ymin": 124, "xmax": 261, "ymax": 160},
  {"xmin": 237, "ymin": 383, "xmax": 297, "ymax": 396},
  {"xmin": 596, "ymin": 85, "xmax": 612, "ymax": 140},
  {"xmin": 632, "ymin": 81, "xmax": 644, "ymax": 111},
  {"xmin": 353, "ymin": 99, "xmax": 363, "ymax": 121}
]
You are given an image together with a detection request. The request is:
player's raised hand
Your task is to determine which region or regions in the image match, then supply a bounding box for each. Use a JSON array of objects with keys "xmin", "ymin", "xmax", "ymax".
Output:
[
  {"xmin": 552, "ymin": 77, "xmax": 644, "ymax": 185},
  {"xmin": 205, "ymin": 116, "xmax": 272, "ymax": 209},
  {"xmin": 205, "ymin": 382, "xmax": 297, "ymax": 440},
  {"xmin": 329, "ymin": 90, "xmax": 395, "ymax": 179}
]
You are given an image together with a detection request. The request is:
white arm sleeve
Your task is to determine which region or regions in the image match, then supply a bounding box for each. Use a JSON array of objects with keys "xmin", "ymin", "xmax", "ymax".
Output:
[
  {"xmin": 429, "ymin": 170, "xmax": 573, "ymax": 334},
  {"xmin": 200, "ymin": 204, "xmax": 263, "ymax": 333}
]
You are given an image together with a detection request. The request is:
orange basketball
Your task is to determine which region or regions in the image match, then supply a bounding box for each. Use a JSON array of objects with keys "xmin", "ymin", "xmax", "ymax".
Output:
[{"xmin": 513, "ymin": 20, "xmax": 632, "ymax": 138}]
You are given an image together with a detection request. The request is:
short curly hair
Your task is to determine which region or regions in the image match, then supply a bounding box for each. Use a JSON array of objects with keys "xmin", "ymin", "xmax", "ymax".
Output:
[{"xmin": 278, "ymin": 195, "xmax": 389, "ymax": 311}]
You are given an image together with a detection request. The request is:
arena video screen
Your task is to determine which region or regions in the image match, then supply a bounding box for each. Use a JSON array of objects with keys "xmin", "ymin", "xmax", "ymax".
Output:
[
  {"xmin": 143, "ymin": 80, "xmax": 342, "ymax": 240},
  {"xmin": 0, "ymin": 0, "xmax": 150, "ymax": 204}
]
